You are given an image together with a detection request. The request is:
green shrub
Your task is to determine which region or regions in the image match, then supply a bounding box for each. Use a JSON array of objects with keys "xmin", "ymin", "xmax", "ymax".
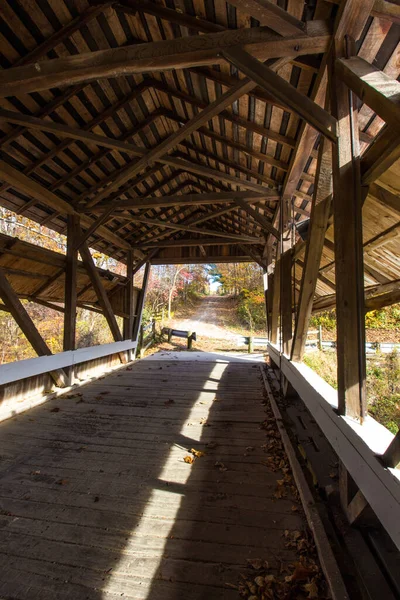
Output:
[
  {"xmin": 303, "ymin": 350, "xmax": 338, "ymax": 389},
  {"xmin": 304, "ymin": 349, "xmax": 400, "ymax": 434},
  {"xmin": 365, "ymin": 304, "xmax": 400, "ymax": 330},
  {"xmin": 367, "ymin": 350, "xmax": 400, "ymax": 434},
  {"xmin": 309, "ymin": 310, "xmax": 336, "ymax": 331},
  {"xmin": 237, "ymin": 290, "xmax": 266, "ymax": 331}
]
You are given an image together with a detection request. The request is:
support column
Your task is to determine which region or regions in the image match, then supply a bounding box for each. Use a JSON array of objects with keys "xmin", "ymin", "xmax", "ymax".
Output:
[
  {"xmin": 124, "ymin": 249, "xmax": 135, "ymax": 361},
  {"xmin": 330, "ymin": 48, "xmax": 366, "ymax": 420},
  {"xmin": 0, "ymin": 270, "xmax": 67, "ymax": 387},
  {"xmin": 281, "ymin": 249, "xmax": 293, "ymax": 356},
  {"xmin": 291, "ymin": 138, "xmax": 332, "ymax": 362},
  {"xmin": 63, "ymin": 215, "xmax": 79, "ymax": 383},
  {"xmin": 132, "ymin": 262, "xmax": 151, "ymax": 358},
  {"xmin": 270, "ymin": 249, "xmax": 281, "ymax": 346}
]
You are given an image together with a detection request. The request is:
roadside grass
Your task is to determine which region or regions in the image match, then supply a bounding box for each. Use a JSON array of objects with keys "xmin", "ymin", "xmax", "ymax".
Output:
[{"xmin": 304, "ymin": 349, "xmax": 400, "ymax": 434}]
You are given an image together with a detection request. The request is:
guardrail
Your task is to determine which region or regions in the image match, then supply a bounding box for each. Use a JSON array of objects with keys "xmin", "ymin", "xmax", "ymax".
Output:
[
  {"xmin": 162, "ymin": 327, "xmax": 196, "ymax": 349},
  {"xmin": 306, "ymin": 338, "xmax": 400, "ymax": 355},
  {"xmin": 237, "ymin": 335, "xmax": 268, "ymax": 353}
]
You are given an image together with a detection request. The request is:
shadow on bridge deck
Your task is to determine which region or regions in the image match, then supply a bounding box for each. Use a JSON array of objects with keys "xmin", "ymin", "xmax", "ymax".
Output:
[{"xmin": 0, "ymin": 350, "xmax": 309, "ymax": 599}]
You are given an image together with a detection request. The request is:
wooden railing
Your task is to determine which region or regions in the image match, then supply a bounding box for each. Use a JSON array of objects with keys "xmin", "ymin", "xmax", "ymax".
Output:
[
  {"xmin": 268, "ymin": 342, "xmax": 400, "ymax": 551},
  {"xmin": 138, "ymin": 320, "xmax": 156, "ymax": 358},
  {"xmin": 0, "ymin": 340, "xmax": 137, "ymax": 387}
]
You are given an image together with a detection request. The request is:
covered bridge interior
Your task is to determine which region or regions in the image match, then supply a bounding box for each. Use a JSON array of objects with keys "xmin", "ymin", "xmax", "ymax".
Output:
[{"xmin": 0, "ymin": 0, "xmax": 400, "ymax": 597}]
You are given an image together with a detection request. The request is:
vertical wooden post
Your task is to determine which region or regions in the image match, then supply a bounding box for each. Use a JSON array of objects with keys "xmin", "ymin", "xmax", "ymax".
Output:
[
  {"xmin": 281, "ymin": 249, "xmax": 293, "ymax": 356},
  {"xmin": 124, "ymin": 249, "xmax": 135, "ymax": 361},
  {"xmin": 330, "ymin": 47, "xmax": 367, "ymax": 420},
  {"xmin": 270, "ymin": 248, "xmax": 281, "ymax": 345},
  {"xmin": 187, "ymin": 331, "xmax": 193, "ymax": 350},
  {"xmin": 382, "ymin": 431, "xmax": 400, "ymax": 468},
  {"xmin": 266, "ymin": 272, "xmax": 274, "ymax": 339},
  {"xmin": 318, "ymin": 325, "xmax": 323, "ymax": 351},
  {"xmin": 132, "ymin": 262, "xmax": 151, "ymax": 357},
  {"xmin": 63, "ymin": 215, "xmax": 79, "ymax": 384},
  {"xmin": 248, "ymin": 336, "xmax": 254, "ymax": 353}
]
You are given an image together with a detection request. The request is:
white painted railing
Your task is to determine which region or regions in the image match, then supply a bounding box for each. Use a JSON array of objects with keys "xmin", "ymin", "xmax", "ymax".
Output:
[
  {"xmin": 268, "ymin": 342, "xmax": 400, "ymax": 551},
  {"xmin": 0, "ymin": 340, "xmax": 137, "ymax": 386}
]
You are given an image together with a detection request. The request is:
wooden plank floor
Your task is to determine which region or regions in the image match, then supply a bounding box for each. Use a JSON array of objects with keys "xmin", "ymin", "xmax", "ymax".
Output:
[{"xmin": 0, "ymin": 352, "xmax": 308, "ymax": 599}]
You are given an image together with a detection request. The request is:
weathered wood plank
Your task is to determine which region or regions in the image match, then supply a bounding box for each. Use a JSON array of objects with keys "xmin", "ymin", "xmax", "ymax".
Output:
[{"xmin": 0, "ymin": 354, "xmax": 314, "ymax": 599}]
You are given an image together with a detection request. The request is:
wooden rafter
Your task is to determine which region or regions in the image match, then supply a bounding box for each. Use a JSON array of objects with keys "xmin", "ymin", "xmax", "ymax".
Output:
[
  {"xmin": 0, "ymin": 22, "xmax": 331, "ymax": 97},
  {"xmin": 224, "ymin": 47, "xmax": 337, "ymax": 141}
]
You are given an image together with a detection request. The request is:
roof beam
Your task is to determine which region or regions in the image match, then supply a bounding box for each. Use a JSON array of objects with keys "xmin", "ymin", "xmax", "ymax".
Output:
[
  {"xmin": 113, "ymin": 0, "xmax": 225, "ymax": 33},
  {"xmin": 85, "ymin": 56, "xmax": 289, "ymax": 207},
  {"xmin": 361, "ymin": 127, "xmax": 400, "ymax": 184},
  {"xmin": 336, "ymin": 57, "xmax": 400, "ymax": 131},
  {"xmin": 269, "ymin": 0, "xmax": 377, "ymax": 235},
  {"xmin": 187, "ymin": 67, "xmax": 293, "ymax": 113},
  {"xmin": 0, "ymin": 108, "xmax": 275, "ymax": 200},
  {"xmin": 233, "ymin": 197, "xmax": 279, "ymax": 238},
  {"xmin": 0, "ymin": 22, "xmax": 330, "ymax": 97},
  {"xmin": 323, "ymin": 0, "xmax": 400, "ymax": 24},
  {"xmin": 136, "ymin": 237, "xmax": 264, "ymax": 248},
  {"xmin": 90, "ymin": 191, "xmax": 277, "ymax": 212},
  {"xmin": 0, "ymin": 160, "xmax": 131, "ymax": 252},
  {"xmin": 225, "ymin": 0, "xmax": 306, "ymax": 36},
  {"xmin": 152, "ymin": 80, "xmax": 296, "ymax": 147},
  {"xmin": 223, "ymin": 47, "xmax": 337, "ymax": 141},
  {"xmin": 176, "ymin": 144, "xmax": 277, "ymax": 187},
  {"xmin": 126, "ymin": 215, "xmax": 261, "ymax": 241}
]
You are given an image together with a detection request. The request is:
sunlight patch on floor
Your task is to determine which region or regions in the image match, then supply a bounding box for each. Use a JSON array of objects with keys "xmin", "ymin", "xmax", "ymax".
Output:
[{"xmin": 101, "ymin": 362, "xmax": 227, "ymax": 598}]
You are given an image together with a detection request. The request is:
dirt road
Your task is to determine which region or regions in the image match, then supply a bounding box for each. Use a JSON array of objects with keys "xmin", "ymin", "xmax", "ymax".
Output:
[{"xmin": 167, "ymin": 295, "xmax": 240, "ymax": 341}]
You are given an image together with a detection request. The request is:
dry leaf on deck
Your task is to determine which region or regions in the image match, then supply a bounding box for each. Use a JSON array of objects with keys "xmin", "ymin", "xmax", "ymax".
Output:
[
  {"xmin": 191, "ymin": 448, "xmax": 205, "ymax": 458},
  {"xmin": 304, "ymin": 580, "xmax": 319, "ymax": 598},
  {"xmin": 290, "ymin": 563, "xmax": 315, "ymax": 581},
  {"xmin": 184, "ymin": 455, "xmax": 194, "ymax": 464},
  {"xmin": 246, "ymin": 558, "xmax": 263, "ymax": 570},
  {"xmin": 215, "ymin": 461, "xmax": 227, "ymax": 472}
]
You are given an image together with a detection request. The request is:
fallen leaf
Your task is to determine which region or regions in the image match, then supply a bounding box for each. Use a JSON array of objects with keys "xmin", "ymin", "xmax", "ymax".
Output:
[
  {"xmin": 206, "ymin": 442, "xmax": 217, "ymax": 449},
  {"xmin": 290, "ymin": 562, "xmax": 315, "ymax": 581},
  {"xmin": 246, "ymin": 558, "xmax": 263, "ymax": 570},
  {"xmin": 183, "ymin": 456, "xmax": 194, "ymax": 464},
  {"xmin": 215, "ymin": 461, "xmax": 227, "ymax": 472},
  {"xmin": 56, "ymin": 479, "xmax": 68, "ymax": 486},
  {"xmin": 304, "ymin": 580, "xmax": 319, "ymax": 598},
  {"xmin": 191, "ymin": 448, "xmax": 205, "ymax": 458}
]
